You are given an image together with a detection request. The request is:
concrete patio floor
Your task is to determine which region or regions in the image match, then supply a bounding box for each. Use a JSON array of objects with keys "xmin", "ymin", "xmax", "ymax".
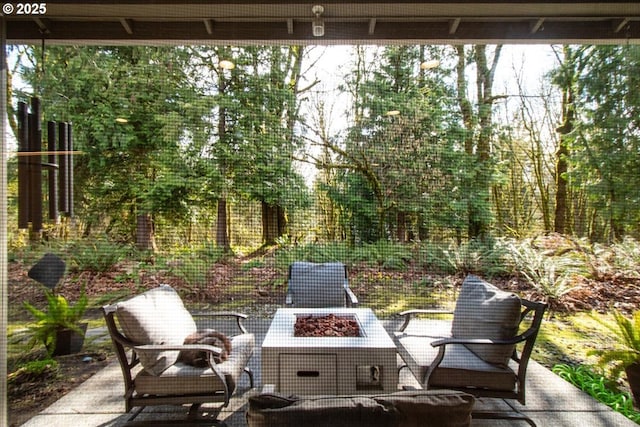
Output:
[{"xmin": 20, "ymin": 317, "xmax": 639, "ymax": 427}]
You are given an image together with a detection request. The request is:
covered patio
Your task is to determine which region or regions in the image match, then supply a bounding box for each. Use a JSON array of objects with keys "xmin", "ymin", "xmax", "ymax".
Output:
[
  {"xmin": 19, "ymin": 318, "xmax": 639, "ymax": 426},
  {"xmin": 3, "ymin": 2, "xmax": 640, "ymax": 426}
]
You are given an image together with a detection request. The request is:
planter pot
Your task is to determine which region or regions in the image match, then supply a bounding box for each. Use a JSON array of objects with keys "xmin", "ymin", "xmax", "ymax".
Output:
[
  {"xmin": 48, "ymin": 323, "xmax": 88, "ymax": 356},
  {"xmin": 625, "ymin": 362, "xmax": 640, "ymax": 408}
]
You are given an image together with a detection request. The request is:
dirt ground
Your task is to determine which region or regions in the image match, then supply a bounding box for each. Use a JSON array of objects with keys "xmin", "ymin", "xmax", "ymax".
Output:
[
  {"xmin": 7, "ymin": 254, "xmax": 640, "ymax": 426},
  {"xmin": 7, "ymin": 351, "xmax": 111, "ymax": 427}
]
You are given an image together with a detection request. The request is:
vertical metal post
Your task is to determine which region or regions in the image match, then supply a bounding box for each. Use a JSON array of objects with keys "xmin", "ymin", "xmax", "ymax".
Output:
[
  {"xmin": 47, "ymin": 121, "xmax": 58, "ymax": 220},
  {"xmin": 28, "ymin": 98, "xmax": 42, "ymax": 233},
  {"xmin": 67, "ymin": 123, "xmax": 73, "ymax": 217},
  {"xmin": 17, "ymin": 101, "xmax": 29, "ymax": 228},
  {"xmin": 58, "ymin": 121, "xmax": 68, "ymax": 214},
  {"xmin": 1, "ymin": 15, "xmax": 9, "ymax": 427}
]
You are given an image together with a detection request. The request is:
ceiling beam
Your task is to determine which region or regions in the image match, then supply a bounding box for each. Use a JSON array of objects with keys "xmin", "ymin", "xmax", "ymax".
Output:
[
  {"xmin": 6, "ymin": 18, "xmax": 640, "ymax": 45},
  {"xmin": 449, "ymin": 18, "xmax": 461, "ymax": 35},
  {"xmin": 119, "ymin": 18, "xmax": 134, "ymax": 35},
  {"xmin": 613, "ymin": 18, "xmax": 630, "ymax": 33},
  {"xmin": 32, "ymin": 18, "xmax": 50, "ymax": 35},
  {"xmin": 529, "ymin": 18, "xmax": 545, "ymax": 34},
  {"xmin": 368, "ymin": 18, "xmax": 377, "ymax": 35},
  {"xmin": 203, "ymin": 19, "xmax": 214, "ymax": 35}
]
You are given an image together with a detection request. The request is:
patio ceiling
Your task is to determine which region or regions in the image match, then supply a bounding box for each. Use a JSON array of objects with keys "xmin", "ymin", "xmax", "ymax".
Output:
[{"xmin": 3, "ymin": 1, "xmax": 640, "ymax": 45}]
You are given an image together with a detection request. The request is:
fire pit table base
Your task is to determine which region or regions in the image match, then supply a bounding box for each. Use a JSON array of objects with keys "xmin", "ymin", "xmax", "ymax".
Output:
[{"xmin": 262, "ymin": 308, "xmax": 398, "ymax": 395}]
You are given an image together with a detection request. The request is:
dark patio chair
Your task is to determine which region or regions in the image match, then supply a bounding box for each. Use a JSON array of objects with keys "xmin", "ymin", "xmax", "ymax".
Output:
[
  {"xmin": 285, "ymin": 261, "xmax": 358, "ymax": 307},
  {"xmin": 102, "ymin": 284, "xmax": 255, "ymax": 424},
  {"xmin": 394, "ymin": 275, "xmax": 547, "ymax": 426}
]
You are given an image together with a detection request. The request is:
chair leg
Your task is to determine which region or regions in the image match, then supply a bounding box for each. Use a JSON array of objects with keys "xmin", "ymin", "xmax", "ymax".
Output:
[
  {"xmin": 187, "ymin": 403, "xmax": 203, "ymax": 420},
  {"xmin": 186, "ymin": 403, "xmax": 228, "ymax": 426},
  {"xmin": 472, "ymin": 399, "xmax": 537, "ymax": 427},
  {"xmin": 244, "ymin": 367, "xmax": 254, "ymax": 388},
  {"xmin": 127, "ymin": 406, "xmax": 145, "ymax": 422}
]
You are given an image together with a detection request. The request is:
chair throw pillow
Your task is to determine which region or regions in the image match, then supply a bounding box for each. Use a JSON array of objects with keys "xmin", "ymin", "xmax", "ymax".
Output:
[
  {"xmin": 451, "ymin": 275, "xmax": 521, "ymax": 367},
  {"xmin": 115, "ymin": 285, "xmax": 197, "ymax": 375}
]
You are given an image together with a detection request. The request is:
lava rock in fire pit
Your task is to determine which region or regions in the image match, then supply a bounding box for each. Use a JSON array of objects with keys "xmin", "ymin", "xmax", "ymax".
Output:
[{"xmin": 294, "ymin": 314, "xmax": 361, "ymax": 337}]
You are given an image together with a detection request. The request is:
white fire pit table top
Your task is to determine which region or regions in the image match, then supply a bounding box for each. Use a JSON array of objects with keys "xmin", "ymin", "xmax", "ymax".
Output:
[{"xmin": 262, "ymin": 307, "xmax": 398, "ymax": 395}]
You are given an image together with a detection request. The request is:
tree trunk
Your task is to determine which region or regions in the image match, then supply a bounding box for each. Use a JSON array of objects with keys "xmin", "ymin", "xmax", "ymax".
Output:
[
  {"xmin": 262, "ymin": 201, "xmax": 286, "ymax": 245},
  {"xmin": 458, "ymin": 45, "xmax": 502, "ymax": 241},
  {"xmin": 555, "ymin": 78, "xmax": 574, "ymax": 235},
  {"xmin": 396, "ymin": 211, "xmax": 407, "ymax": 242},
  {"xmin": 456, "ymin": 46, "xmax": 475, "ymax": 155},
  {"xmin": 216, "ymin": 198, "xmax": 230, "ymax": 251},
  {"xmin": 136, "ymin": 212, "xmax": 156, "ymax": 252}
]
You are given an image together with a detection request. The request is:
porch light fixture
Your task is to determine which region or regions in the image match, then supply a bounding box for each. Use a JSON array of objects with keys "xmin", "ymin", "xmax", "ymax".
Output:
[
  {"xmin": 420, "ymin": 59, "xmax": 440, "ymax": 70},
  {"xmin": 312, "ymin": 5, "xmax": 325, "ymax": 37},
  {"xmin": 218, "ymin": 59, "xmax": 235, "ymax": 70}
]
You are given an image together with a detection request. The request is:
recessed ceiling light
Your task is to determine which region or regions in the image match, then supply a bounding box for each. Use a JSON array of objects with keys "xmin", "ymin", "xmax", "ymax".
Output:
[
  {"xmin": 420, "ymin": 59, "xmax": 440, "ymax": 70},
  {"xmin": 218, "ymin": 60, "xmax": 235, "ymax": 70}
]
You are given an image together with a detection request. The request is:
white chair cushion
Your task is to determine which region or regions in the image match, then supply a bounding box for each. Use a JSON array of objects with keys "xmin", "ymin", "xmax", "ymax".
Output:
[
  {"xmin": 395, "ymin": 331, "xmax": 517, "ymax": 391},
  {"xmin": 451, "ymin": 275, "xmax": 521, "ymax": 367},
  {"xmin": 116, "ymin": 285, "xmax": 197, "ymax": 376},
  {"xmin": 135, "ymin": 333, "xmax": 255, "ymax": 395}
]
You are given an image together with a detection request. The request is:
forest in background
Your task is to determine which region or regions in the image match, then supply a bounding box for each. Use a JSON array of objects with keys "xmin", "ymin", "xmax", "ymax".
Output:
[
  {"xmin": 5, "ymin": 43, "xmax": 640, "ymax": 252},
  {"xmin": 7, "ymin": 44, "xmax": 640, "ymax": 425}
]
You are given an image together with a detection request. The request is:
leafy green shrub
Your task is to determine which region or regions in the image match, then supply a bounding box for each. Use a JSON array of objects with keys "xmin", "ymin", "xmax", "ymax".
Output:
[
  {"xmin": 274, "ymin": 242, "xmax": 353, "ymax": 270},
  {"xmin": 355, "ymin": 241, "xmax": 412, "ymax": 270},
  {"xmin": 589, "ymin": 310, "xmax": 640, "ymax": 379},
  {"xmin": 553, "ymin": 364, "xmax": 640, "ymax": 423},
  {"xmin": 168, "ymin": 257, "xmax": 210, "ymax": 288},
  {"xmin": 194, "ymin": 242, "xmax": 226, "ymax": 262},
  {"xmin": 419, "ymin": 239, "xmax": 510, "ymax": 276},
  {"xmin": 604, "ymin": 238, "xmax": 640, "ymax": 276},
  {"xmin": 241, "ymin": 259, "xmax": 265, "ymax": 270},
  {"xmin": 8, "ymin": 359, "xmax": 59, "ymax": 385},
  {"xmin": 507, "ymin": 240, "xmax": 584, "ymax": 304},
  {"xmin": 23, "ymin": 287, "xmax": 88, "ymax": 355},
  {"xmin": 69, "ymin": 239, "xmax": 130, "ymax": 272},
  {"xmin": 274, "ymin": 241, "xmax": 413, "ymax": 271}
]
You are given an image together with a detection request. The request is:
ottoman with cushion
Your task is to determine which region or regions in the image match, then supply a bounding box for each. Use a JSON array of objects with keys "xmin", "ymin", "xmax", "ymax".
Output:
[{"xmin": 246, "ymin": 389, "xmax": 475, "ymax": 427}]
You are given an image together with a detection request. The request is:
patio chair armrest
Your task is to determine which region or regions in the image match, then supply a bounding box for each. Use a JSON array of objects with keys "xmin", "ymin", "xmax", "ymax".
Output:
[
  {"xmin": 345, "ymin": 287, "xmax": 359, "ymax": 306},
  {"xmin": 134, "ymin": 343, "xmax": 224, "ymax": 355},
  {"xmin": 397, "ymin": 309, "xmax": 454, "ymax": 332},
  {"xmin": 192, "ymin": 311, "xmax": 250, "ymax": 334},
  {"xmin": 430, "ymin": 333, "xmax": 530, "ymax": 348}
]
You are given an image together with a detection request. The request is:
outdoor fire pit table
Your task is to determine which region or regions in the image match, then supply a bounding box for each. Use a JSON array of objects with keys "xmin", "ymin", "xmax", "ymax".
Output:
[{"xmin": 262, "ymin": 308, "xmax": 398, "ymax": 395}]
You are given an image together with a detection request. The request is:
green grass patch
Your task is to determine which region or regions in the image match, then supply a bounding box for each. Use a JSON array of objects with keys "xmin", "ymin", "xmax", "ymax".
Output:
[{"xmin": 534, "ymin": 312, "xmax": 614, "ymax": 368}]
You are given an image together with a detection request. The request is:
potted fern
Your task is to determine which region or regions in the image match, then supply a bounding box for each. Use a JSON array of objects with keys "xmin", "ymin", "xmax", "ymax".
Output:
[
  {"xmin": 589, "ymin": 310, "xmax": 640, "ymax": 407},
  {"xmin": 24, "ymin": 287, "xmax": 88, "ymax": 356},
  {"xmin": 24, "ymin": 253, "xmax": 89, "ymax": 356}
]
